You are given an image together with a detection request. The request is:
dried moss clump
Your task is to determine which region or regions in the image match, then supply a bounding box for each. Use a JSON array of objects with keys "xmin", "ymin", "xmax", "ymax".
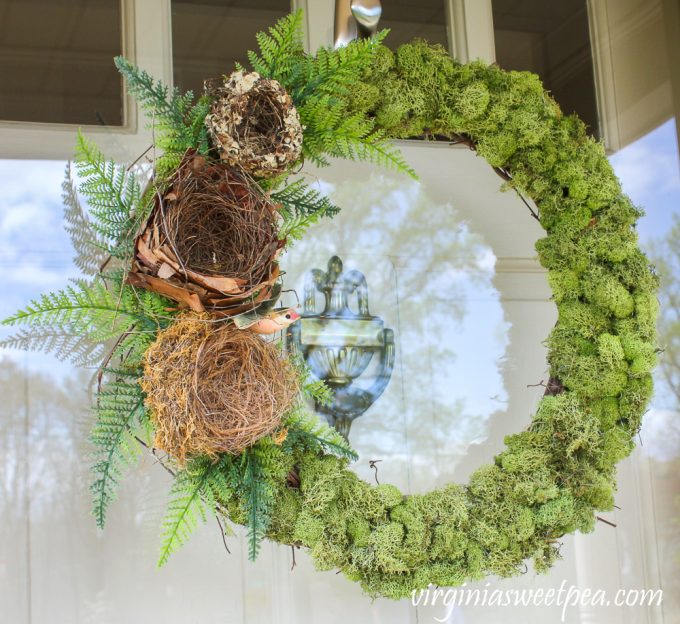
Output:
[
  {"xmin": 128, "ymin": 151, "xmax": 283, "ymax": 317},
  {"xmin": 142, "ymin": 314, "xmax": 298, "ymax": 462},
  {"xmin": 206, "ymin": 70, "xmax": 303, "ymax": 177}
]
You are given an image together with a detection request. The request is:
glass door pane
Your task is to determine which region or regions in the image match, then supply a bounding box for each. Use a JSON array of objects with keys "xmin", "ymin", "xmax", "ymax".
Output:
[
  {"xmin": 171, "ymin": 0, "xmax": 291, "ymax": 96},
  {"xmin": 380, "ymin": 0, "xmax": 449, "ymax": 49},
  {"xmin": 491, "ymin": 0, "xmax": 600, "ymax": 137},
  {"xmin": 0, "ymin": 0, "xmax": 123, "ymax": 125}
]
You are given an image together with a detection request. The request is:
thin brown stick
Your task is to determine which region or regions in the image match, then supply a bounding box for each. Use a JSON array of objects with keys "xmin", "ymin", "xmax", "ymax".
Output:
[{"xmin": 596, "ymin": 516, "xmax": 617, "ymax": 528}]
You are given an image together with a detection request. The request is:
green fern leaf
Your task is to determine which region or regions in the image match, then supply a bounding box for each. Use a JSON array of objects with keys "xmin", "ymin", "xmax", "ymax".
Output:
[
  {"xmin": 158, "ymin": 457, "xmax": 217, "ymax": 566},
  {"xmin": 114, "ymin": 57, "xmax": 211, "ymax": 179},
  {"xmin": 242, "ymin": 449, "xmax": 275, "ymax": 561},
  {"xmin": 90, "ymin": 381, "xmax": 146, "ymax": 527},
  {"xmin": 271, "ymin": 179, "xmax": 340, "ymax": 241},
  {"xmin": 285, "ymin": 408, "xmax": 358, "ymax": 461},
  {"xmin": 247, "ymin": 10, "xmax": 305, "ymax": 85},
  {"xmin": 74, "ymin": 131, "xmax": 141, "ymax": 244}
]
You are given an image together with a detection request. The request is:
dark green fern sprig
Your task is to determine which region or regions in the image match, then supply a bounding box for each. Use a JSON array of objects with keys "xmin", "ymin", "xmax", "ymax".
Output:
[
  {"xmin": 247, "ymin": 11, "xmax": 416, "ymax": 179},
  {"xmin": 283, "ymin": 407, "xmax": 358, "ymax": 462},
  {"xmin": 158, "ymin": 456, "xmax": 221, "ymax": 566},
  {"xmin": 246, "ymin": 10, "xmax": 306, "ymax": 89},
  {"xmin": 241, "ymin": 448, "xmax": 276, "ymax": 560},
  {"xmin": 90, "ymin": 379, "xmax": 147, "ymax": 528},
  {"xmin": 114, "ymin": 57, "xmax": 211, "ymax": 178},
  {"xmin": 74, "ymin": 130, "xmax": 141, "ymax": 252},
  {"xmin": 271, "ymin": 178, "xmax": 341, "ymax": 241}
]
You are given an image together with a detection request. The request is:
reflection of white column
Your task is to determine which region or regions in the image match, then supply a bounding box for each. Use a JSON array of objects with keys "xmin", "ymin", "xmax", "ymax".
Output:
[
  {"xmin": 571, "ymin": 450, "xmax": 665, "ymax": 623},
  {"xmin": 573, "ymin": 530, "xmax": 623, "ymax": 623}
]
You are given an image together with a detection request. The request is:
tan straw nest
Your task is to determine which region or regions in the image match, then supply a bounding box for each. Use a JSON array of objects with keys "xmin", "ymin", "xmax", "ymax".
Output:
[
  {"xmin": 205, "ymin": 70, "xmax": 303, "ymax": 178},
  {"xmin": 141, "ymin": 314, "xmax": 299, "ymax": 463},
  {"xmin": 127, "ymin": 151, "xmax": 283, "ymax": 317}
]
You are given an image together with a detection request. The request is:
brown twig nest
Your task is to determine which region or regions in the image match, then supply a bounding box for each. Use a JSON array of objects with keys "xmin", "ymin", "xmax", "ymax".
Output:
[
  {"xmin": 128, "ymin": 151, "xmax": 283, "ymax": 317},
  {"xmin": 205, "ymin": 70, "xmax": 303, "ymax": 178},
  {"xmin": 141, "ymin": 314, "xmax": 299, "ymax": 463}
]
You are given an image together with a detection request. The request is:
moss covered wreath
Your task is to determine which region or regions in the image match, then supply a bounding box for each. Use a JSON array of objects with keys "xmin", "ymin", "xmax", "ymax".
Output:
[{"xmin": 2, "ymin": 11, "xmax": 658, "ymax": 599}]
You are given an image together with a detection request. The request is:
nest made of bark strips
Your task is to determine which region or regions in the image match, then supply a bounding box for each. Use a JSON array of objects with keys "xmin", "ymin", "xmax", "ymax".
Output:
[
  {"xmin": 128, "ymin": 151, "xmax": 283, "ymax": 317},
  {"xmin": 142, "ymin": 314, "xmax": 299, "ymax": 463},
  {"xmin": 205, "ymin": 70, "xmax": 303, "ymax": 178}
]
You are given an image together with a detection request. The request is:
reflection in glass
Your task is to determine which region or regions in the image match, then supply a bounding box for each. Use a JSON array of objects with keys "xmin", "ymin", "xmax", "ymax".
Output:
[
  {"xmin": 279, "ymin": 170, "xmax": 515, "ymax": 491},
  {"xmin": 0, "ymin": 0, "xmax": 123, "ymax": 125},
  {"xmin": 287, "ymin": 255, "xmax": 395, "ymax": 439}
]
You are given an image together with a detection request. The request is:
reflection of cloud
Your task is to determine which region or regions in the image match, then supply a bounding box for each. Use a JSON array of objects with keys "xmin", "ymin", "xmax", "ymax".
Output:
[
  {"xmin": 640, "ymin": 408, "xmax": 680, "ymax": 462},
  {"xmin": 610, "ymin": 130, "xmax": 680, "ymax": 201},
  {"xmin": 0, "ymin": 161, "xmax": 75, "ymax": 291},
  {"xmin": 0, "ymin": 159, "xmax": 65, "ymax": 204},
  {"xmin": 609, "ymin": 119, "xmax": 680, "ymax": 245},
  {"xmin": 0, "ymin": 160, "xmax": 80, "ymax": 371},
  {"xmin": 2, "ymin": 263, "xmax": 66, "ymax": 287}
]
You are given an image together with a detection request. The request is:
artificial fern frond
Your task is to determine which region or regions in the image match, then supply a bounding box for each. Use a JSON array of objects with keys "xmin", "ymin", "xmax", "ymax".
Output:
[
  {"xmin": 158, "ymin": 457, "xmax": 218, "ymax": 566},
  {"xmin": 242, "ymin": 448, "xmax": 275, "ymax": 561},
  {"xmin": 299, "ymin": 97, "xmax": 416, "ymax": 176},
  {"xmin": 4, "ymin": 280, "xmax": 143, "ymax": 333},
  {"xmin": 90, "ymin": 380, "xmax": 146, "ymax": 527},
  {"xmin": 288, "ymin": 351, "xmax": 334, "ymax": 406},
  {"xmin": 271, "ymin": 179, "xmax": 340, "ymax": 218},
  {"xmin": 302, "ymin": 377, "xmax": 333, "ymax": 407},
  {"xmin": 62, "ymin": 161, "xmax": 108, "ymax": 275},
  {"xmin": 2, "ymin": 280, "xmax": 170, "ymax": 371},
  {"xmin": 115, "ymin": 56, "xmax": 188, "ymax": 127},
  {"xmin": 271, "ymin": 179, "xmax": 340, "ymax": 241},
  {"xmin": 285, "ymin": 408, "xmax": 358, "ymax": 461},
  {"xmin": 74, "ymin": 131, "xmax": 141, "ymax": 246},
  {"xmin": 114, "ymin": 57, "xmax": 211, "ymax": 179},
  {"xmin": 247, "ymin": 9, "xmax": 305, "ymax": 86},
  {"xmin": 295, "ymin": 31, "xmax": 389, "ymax": 102}
]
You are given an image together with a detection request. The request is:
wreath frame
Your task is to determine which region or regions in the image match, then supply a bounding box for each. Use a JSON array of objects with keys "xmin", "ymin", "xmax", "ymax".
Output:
[{"xmin": 1, "ymin": 11, "xmax": 659, "ymax": 600}]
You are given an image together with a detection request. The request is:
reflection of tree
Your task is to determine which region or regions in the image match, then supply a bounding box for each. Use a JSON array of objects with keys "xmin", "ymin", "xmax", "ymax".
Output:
[
  {"xmin": 0, "ymin": 358, "xmax": 171, "ymax": 622},
  {"xmin": 280, "ymin": 170, "xmax": 509, "ymax": 488},
  {"xmin": 0, "ymin": 359, "xmax": 88, "ymax": 520},
  {"xmin": 653, "ymin": 218, "xmax": 680, "ymax": 408}
]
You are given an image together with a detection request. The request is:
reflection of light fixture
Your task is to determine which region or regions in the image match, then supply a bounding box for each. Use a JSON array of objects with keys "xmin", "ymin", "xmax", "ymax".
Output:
[
  {"xmin": 334, "ymin": 0, "xmax": 382, "ymax": 48},
  {"xmin": 287, "ymin": 255, "xmax": 395, "ymax": 439}
]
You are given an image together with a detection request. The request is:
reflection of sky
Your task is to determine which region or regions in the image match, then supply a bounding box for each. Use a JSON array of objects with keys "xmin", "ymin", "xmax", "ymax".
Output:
[
  {"xmin": 0, "ymin": 160, "xmax": 81, "ymax": 373},
  {"xmin": 610, "ymin": 119, "xmax": 680, "ymax": 243}
]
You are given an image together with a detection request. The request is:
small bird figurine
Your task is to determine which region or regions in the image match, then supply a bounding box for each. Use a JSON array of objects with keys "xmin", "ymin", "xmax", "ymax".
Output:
[{"xmin": 233, "ymin": 307, "xmax": 300, "ymax": 334}]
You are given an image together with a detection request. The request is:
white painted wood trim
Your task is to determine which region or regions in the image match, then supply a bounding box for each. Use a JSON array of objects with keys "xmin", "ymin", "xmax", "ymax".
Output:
[
  {"xmin": 449, "ymin": 0, "xmax": 496, "ymax": 64},
  {"xmin": 587, "ymin": 0, "xmax": 621, "ymax": 153},
  {"xmin": 291, "ymin": 0, "xmax": 312, "ymax": 52}
]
